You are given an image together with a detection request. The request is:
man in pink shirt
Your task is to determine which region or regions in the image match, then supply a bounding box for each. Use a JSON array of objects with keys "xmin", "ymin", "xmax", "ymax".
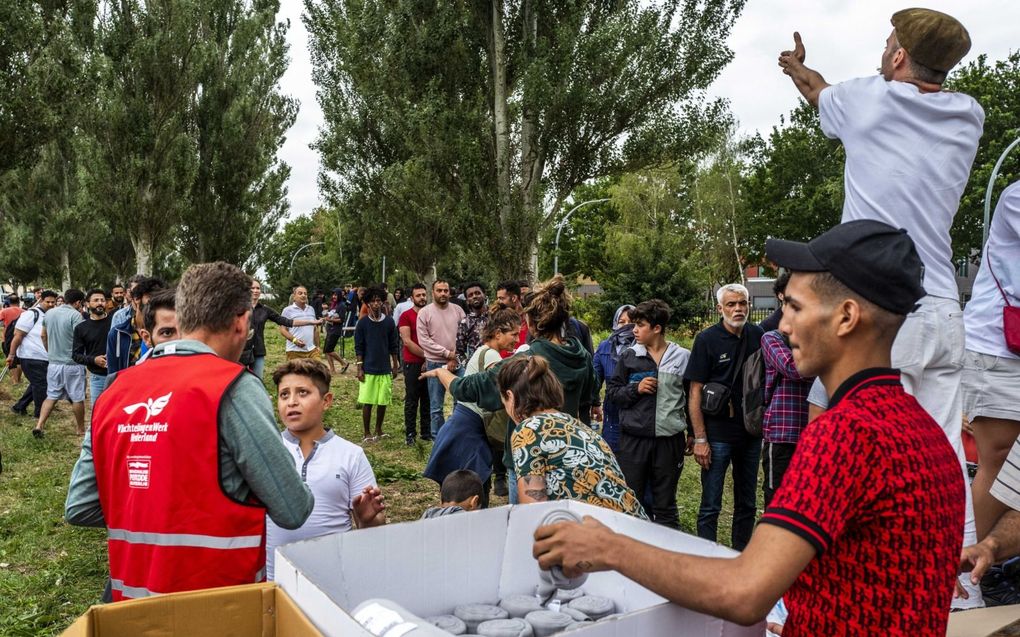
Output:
[{"xmin": 416, "ymin": 279, "xmax": 465, "ymax": 437}]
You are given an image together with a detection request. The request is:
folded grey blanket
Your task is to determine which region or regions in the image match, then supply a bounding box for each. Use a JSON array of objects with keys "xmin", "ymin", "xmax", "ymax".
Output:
[
  {"xmin": 426, "ymin": 614, "xmax": 467, "ymax": 635},
  {"xmin": 567, "ymin": 596, "xmax": 615, "ymax": 620},
  {"xmin": 476, "ymin": 618, "xmax": 535, "ymax": 637},
  {"xmin": 454, "ymin": 604, "xmax": 510, "ymax": 633},
  {"xmin": 524, "ymin": 610, "xmax": 575, "ymax": 637},
  {"xmin": 499, "ymin": 594, "xmax": 545, "ymax": 618}
]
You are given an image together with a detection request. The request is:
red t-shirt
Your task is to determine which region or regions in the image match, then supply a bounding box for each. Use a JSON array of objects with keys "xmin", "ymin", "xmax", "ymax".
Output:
[
  {"xmin": 397, "ymin": 307, "xmax": 425, "ymax": 364},
  {"xmin": 759, "ymin": 367, "xmax": 964, "ymax": 637},
  {"xmin": 1, "ymin": 306, "xmax": 24, "ymax": 330}
]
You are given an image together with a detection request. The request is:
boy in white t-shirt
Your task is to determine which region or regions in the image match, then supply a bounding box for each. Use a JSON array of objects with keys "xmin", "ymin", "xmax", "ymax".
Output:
[{"xmin": 265, "ymin": 359, "xmax": 386, "ymax": 580}]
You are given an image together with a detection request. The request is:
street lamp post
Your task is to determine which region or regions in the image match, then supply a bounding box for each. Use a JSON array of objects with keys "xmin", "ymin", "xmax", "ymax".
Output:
[
  {"xmin": 554, "ymin": 198, "xmax": 610, "ymax": 276},
  {"xmin": 984, "ymin": 136, "xmax": 1020, "ymax": 245},
  {"xmin": 289, "ymin": 241, "xmax": 325, "ymax": 273}
]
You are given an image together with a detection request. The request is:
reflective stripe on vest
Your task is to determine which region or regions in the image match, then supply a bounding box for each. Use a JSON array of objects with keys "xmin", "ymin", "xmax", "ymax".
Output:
[
  {"xmin": 110, "ymin": 579, "xmax": 160, "ymax": 599},
  {"xmin": 108, "ymin": 528, "xmax": 263, "ymax": 550}
]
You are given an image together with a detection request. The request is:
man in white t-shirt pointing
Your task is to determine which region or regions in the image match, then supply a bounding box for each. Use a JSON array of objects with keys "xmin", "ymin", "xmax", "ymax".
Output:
[{"xmin": 778, "ymin": 8, "xmax": 984, "ymax": 608}]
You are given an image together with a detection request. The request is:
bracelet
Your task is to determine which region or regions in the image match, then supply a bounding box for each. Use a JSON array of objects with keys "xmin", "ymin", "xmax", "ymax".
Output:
[{"xmin": 693, "ymin": 438, "xmax": 708, "ymax": 444}]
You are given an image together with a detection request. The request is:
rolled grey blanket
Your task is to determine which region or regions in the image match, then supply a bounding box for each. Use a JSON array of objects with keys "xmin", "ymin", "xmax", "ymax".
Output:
[
  {"xmin": 499, "ymin": 594, "xmax": 545, "ymax": 618},
  {"xmin": 455, "ymin": 604, "xmax": 510, "ymax": 633},
  {"xmin": 555, "ymin": 607, "xmax": 591, "ymax": 623},
  {"xmin": 524, "ymin": 610, "xmax": 575, "ymax": 637},
  {"xmin": 426, "ymin": 614, "xmax": 467, "ymax": 635},
  {"xmin": 567, "ymin": 596, "xmax": 615, "ymax": 620},
  {"xmin": 553, "ymin": 588, "xmax": 585, "ymax": 602},
  {"xmin": 476, "ymin": 618, "xmax": 535, "ymax": 637}
]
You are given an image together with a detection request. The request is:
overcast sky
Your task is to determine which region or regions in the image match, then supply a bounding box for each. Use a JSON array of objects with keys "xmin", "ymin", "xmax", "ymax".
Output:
[{"xmin": 276, "ymin": 0, "xmax": 1018, "ymax": 221}]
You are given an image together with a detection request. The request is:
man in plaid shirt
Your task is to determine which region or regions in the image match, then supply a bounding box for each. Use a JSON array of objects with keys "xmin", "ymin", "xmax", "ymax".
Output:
[{"xmin": 761, "ymin": 274, "xmax": 815, "ymax": 506}]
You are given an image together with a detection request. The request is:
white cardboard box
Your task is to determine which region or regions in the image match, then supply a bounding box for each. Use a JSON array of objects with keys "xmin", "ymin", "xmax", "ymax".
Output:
[{"xmin": 275, "ymin": 500, "xmax": 765, "ymax": 636}]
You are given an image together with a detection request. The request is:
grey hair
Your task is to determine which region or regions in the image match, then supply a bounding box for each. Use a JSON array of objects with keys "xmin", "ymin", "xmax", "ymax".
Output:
[{"xmin": 716, "ymin": 283, "xmax": 749, "ymax": 305}]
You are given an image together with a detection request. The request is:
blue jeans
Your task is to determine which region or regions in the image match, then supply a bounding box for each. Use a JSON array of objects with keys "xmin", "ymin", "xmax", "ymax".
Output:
[
  {"xmin": 697, "ymin": 436, "xmax": 761, "ymax": 551},
  {"xmin": 251, "ymin": 356, "xmax": 266, "ymax": 381},
  {"xmin": 507, "ymin": 464, "xmax": 519, "ymax": 504},
  {"xmin": 89, "ymin": 372, "xmax": 108, "ymax": 411},
  {"xmin": 426, "ymin": 361, "xmax": 463, "ymax": 437}
]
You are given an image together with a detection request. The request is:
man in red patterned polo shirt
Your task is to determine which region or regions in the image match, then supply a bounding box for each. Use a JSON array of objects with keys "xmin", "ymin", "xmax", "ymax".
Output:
[{"xmin": 532, "ymin": 220, "xmax": 965, "ymax": 635}]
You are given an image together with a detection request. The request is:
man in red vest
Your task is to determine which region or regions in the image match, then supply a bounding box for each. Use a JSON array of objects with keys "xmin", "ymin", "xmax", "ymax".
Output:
[{"xmin": 66, "ymin": 262, "xmax": 313, "ymax": 600}]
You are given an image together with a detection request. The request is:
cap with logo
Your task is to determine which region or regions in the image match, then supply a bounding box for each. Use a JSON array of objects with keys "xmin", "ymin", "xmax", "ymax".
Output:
[
  {"xmin": 891, "ymin": 8, "xmax": 971, "ymax": 73},
  {"xmin": 765, "ymin": 220, "xmax": 925, "ymax": 316}
]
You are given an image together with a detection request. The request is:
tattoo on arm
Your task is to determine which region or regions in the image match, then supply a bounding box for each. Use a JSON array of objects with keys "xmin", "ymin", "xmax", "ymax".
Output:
[{"xmin": 522, "ymin": 475, "xmax": 549, "ymax": 502}]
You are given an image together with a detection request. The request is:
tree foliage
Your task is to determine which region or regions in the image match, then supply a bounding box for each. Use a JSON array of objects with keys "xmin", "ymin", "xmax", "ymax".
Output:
[
  {"xmin": 741, "ymin": 102, "xmax": 844, "ymax": 265},
  {"xmin": 1, "ymin": 0, "xmax": 296, "ymax": 287},
  {"xmin": 946, "ymin": 52, "xmax": 1020, "ymax": 256},
  {"xmin": 305, "ymin": 0, "xmax": 744, "ymax": 280}
]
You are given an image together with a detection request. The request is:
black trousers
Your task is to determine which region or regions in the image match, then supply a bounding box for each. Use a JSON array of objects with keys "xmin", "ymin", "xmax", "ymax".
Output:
[
  {"xmin": 762, "ymin": 441, "xmax": 798, "ymax": 508},
  {"xmin": 14, "ymin": 358, "xmax": 48, "ymax": 417},
  {"xmin": 402, "ymin": 361, "xmax": 430, "ymax": 439},
  {"xmin": 616, "ymin": 431, "xmax": 685, "ymax": 529}
]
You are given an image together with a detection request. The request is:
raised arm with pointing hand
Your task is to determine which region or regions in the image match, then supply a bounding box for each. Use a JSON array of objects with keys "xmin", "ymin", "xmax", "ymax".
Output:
[{"xmin": 777, "ymin": 32, "xmax": 830, "ymax": 107}]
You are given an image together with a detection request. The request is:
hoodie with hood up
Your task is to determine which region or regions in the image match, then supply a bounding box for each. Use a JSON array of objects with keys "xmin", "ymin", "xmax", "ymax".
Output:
[
  {"xmin": 606, "ymin": 341, "xmax": 690, "ymax": 438},
  {"xmin": 448, "ymin": 336, "xmax": 596, "ymax": 468}
]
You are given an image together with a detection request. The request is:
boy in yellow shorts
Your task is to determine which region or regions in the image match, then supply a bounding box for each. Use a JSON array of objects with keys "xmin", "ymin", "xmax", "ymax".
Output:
[{"xmin": 354, "ymin": 287, "xmax": 400, "ymax": 442}]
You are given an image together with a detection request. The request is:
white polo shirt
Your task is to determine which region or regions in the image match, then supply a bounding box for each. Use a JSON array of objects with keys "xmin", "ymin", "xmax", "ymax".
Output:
[
  {"xmin": 265, "ymin": 429, "xmax": 376, "ymax": 580},
  {"xmin": 965, "ymin": 181, "xmax": 1020, "ymax": 359},
  {"xmin": 819, "ymin": 75, "xmax": 984, "ymax": 300},
  {"xmin": 281, "ymin": 303, "xmax": 317, "ymax": 353}
]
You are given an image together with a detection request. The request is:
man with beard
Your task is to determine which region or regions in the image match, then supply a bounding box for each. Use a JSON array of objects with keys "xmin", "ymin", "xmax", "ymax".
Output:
[
  {"xmin": 455, "ymin": 282, "xmax": 489, "ymax": 367},
  {"xmin": 398, "ymin": 284, "xmax": 431, "ymax": 444},
  {"xmin": 684, "ymin": 284, "xmax": 763, "ymax": 550},
  {"xmin": 73, "ymin": 289, "xmax": 114, "ymax": 411}
]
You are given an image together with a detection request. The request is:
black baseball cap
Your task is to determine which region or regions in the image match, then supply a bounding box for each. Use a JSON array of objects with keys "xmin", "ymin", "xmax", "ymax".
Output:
[{"xmin": 765, "ymin": 220, "xmax": 925, "ymax": 315}]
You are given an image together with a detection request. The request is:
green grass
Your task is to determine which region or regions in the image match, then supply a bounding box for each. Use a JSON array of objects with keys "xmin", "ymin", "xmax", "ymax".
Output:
[{"xmin": 0, "ymin": 328, "xmax": 746, "ymax": 635}]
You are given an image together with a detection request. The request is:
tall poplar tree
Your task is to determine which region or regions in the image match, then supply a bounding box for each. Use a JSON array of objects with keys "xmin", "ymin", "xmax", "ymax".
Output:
[{"xmin": 306, "ymin": 0, "xmax": 745, "ymax": 278}]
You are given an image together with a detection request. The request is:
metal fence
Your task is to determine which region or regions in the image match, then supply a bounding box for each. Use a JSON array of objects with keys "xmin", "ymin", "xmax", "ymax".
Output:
[{"xmin": 680, "ymin": 307, "xmax": 776, "ymax": 335}]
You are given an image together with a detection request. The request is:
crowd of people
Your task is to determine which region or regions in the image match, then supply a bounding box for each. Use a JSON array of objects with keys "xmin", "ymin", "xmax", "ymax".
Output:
[{"xmin": 2, "ymin": 7, "xmax": 1020, "ymax": 636}]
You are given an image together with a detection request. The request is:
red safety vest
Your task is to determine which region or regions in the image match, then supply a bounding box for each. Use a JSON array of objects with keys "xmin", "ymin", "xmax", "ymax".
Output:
[{"xmin": 92, "ymin": 351, "xmax": 266, "ymax": 600}]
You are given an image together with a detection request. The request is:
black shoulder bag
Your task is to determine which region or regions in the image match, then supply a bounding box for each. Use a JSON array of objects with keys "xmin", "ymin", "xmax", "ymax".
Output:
[{"xmin": 701, "ymin": 329, "xmax": 748, "ymax": 418}]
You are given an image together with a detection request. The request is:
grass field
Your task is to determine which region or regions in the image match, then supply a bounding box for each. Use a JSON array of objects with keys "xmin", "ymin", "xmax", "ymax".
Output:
[{"xmin": 0, "ymin": 328, "xmax": 743, "ymax": 636}]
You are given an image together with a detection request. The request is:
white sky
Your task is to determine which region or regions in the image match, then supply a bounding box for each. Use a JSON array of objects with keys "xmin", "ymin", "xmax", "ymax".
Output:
[{"xmin": 276, "ymin": 0, "xmax": 1019, "ymax": 220}]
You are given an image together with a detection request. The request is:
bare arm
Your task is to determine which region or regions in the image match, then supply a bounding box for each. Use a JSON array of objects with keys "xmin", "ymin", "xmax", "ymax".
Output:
[
  {"xmin": 40, "ymin": 325, "xmax": 48, "ymax": 351},
  {"xmin": 275, "ymin": 326, "xmax": 301, "ymax": 344},
  {"xmin": 399, "ymin": 325, "xmax": 425, "ymax": 358},
  {"xmin": 778, "ymin": 32, "xmax": 830, "ymax": 108},
  {"xmin": 6, "ymin": 330, "xmax": 26, "ymax": 366},
  {"xmin": 534, "ymin": 516, "xmax": 815, "ymax": 625},
  {"xmin": 517, "ymin": 474, "xmax": 550, "ymax": 504},
  {"xmin": 960, "ymin": 510, "xmax": 1020, "ymax": 592},
  {"xmin": 420, "ymin": 365, "xmax": 456, "ymax": 390},
  {"xmin": 688, "ymin": 381, "xmax": 711, "ymax": 469}
]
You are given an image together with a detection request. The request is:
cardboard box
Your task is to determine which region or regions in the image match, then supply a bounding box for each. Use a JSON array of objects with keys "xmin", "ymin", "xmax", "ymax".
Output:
[
  {"xmin": 275, "ymin": 501, "xmax": 764, "ymax": 636},
  {"xmin": 947, "ymin": 604, "xmax": 1020, "ymax": 637},
  {"xmin": 61, "ymin": 582, "xmax": 322, "ymax": 637}
]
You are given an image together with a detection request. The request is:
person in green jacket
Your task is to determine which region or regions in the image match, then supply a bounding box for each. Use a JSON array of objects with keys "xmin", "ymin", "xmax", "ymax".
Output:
[{"xmin": 427, "ymin": 275, "xmax": 596, "ymax": 503}]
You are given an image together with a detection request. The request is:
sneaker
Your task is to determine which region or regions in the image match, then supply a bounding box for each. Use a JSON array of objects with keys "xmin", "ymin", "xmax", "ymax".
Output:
[
  {"xmin": 493, "ymin": 474, "xmax": 509, "ymax": 497},
  {"xmin": 405, "ymin": 435, "xmax": 416, "ymax": 447},
  {"xmin": 31, "ymin": 428, "xmax": 44, "ymax": 439},
  {"xmin": 10, "ymin": 406, "xmax": 28, "ymax": 417}
]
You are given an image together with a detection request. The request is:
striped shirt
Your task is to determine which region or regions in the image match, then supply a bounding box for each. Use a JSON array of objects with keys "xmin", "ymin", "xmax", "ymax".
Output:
[{"xmin": 992, "ymin": 437, "xmax": 1020, "ymax": 511}]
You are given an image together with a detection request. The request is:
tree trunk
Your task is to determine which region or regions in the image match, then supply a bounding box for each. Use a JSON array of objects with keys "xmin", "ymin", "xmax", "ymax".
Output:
[
  {"xmin": 423, "ymin": 263, "xmax": 437, "ymax": 302},
  {"xmin": 60, "ymin": 249, "xmax": 71, "ymax": 292},
  {"xmin": 519, "ymin": 0, "xmax": 543, "ymax": 281},
  {"xmin": 724, "ymin": 173, "xmax": 744, "ymax": 284},
  {"xmin": 491, "ymin": 0, "xmax": 512, "ymax": 230},
  {"xmin": 131, "ymin": 226, "xmax": 153, "ymax": 276}
]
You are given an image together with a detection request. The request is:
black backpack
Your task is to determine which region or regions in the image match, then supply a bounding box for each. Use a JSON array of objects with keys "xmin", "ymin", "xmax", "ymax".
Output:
[
  {"xmin": 741, "ymin": 347, "xmax": 767, "ymax": 437},
  {"xmin": 3, "ymin": 308, "xmax": 40, "ymax": 356}
]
